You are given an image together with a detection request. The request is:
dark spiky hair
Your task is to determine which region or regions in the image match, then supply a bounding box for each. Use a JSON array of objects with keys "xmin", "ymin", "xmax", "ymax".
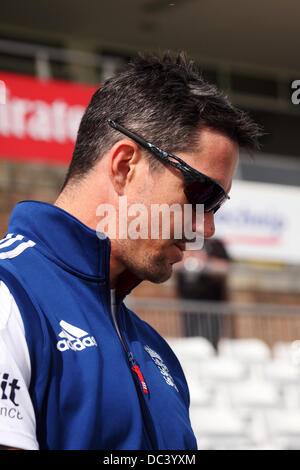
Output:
[{"xmin": 61, "ymin": 50, "xmax": 263, "ymax": 189}]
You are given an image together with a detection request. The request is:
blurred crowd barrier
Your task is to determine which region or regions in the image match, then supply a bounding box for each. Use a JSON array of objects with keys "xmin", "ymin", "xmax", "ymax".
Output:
[{"xmin": 126, "ymin": 297, "xmax": 300, "ymax": 348}]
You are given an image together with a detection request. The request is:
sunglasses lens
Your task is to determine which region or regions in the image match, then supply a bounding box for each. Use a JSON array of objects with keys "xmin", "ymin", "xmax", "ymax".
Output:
[{"xmin": 184, "ymin": 180, "xmax": 227, "ymax": 213}]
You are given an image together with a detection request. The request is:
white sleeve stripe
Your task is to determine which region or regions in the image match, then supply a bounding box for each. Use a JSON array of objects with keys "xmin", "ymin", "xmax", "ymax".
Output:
[
  {"xmin": 0, "ymin": 240, "xmax": 36, "ymax": 259},
  {"xmin": 0, "ymin": 234, "xmax": 13, "ymax": 244},
  {"xmin": 0, "ymin": 235, "xmax": 24, "ymax": 249}
]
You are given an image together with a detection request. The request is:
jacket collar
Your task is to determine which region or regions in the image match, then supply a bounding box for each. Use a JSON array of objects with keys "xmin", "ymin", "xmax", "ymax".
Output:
[{"xmin": 7, "ymin": 200, "xmax": 141, "ymax": 297}]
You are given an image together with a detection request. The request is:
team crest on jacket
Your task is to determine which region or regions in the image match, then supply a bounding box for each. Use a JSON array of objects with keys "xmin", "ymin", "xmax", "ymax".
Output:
[{"xmin": 144, "ymin": 345, "xmax": 178, "ymax": 392}]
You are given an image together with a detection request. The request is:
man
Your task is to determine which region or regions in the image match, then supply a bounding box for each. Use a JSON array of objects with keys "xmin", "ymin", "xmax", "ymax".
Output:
[
  {"xmin": 0, "ymin": 52, "xmax": 261, "ymax": 450},
  {"xmin": 175, "ymin": 238, "xmax": 231, "ymax": 349}
]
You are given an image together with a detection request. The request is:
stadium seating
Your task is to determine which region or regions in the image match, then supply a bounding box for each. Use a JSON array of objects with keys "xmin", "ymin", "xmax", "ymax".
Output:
[
  {"xmin": 265, "ymin": 410, "xmax": 300, "ymax": 450},
  {"xmin": 166, "ymin": 336, "xmax": 300, "ymax": 450},
  {"xmin": 218, "ymin": 338, "xmax": 271, "ymax": 363},
  {"xmin": 166, "ymin": 335, "xmax": 216, "ymax": 375},
  {"xmin": 166, "ymin": 335, "xmax": 216, "ymax": 360}
]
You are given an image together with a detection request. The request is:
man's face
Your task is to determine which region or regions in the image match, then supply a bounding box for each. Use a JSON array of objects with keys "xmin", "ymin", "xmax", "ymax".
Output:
[{"xmin": 112, "ymin": 126, "xmax": 239, "ymax": 284}]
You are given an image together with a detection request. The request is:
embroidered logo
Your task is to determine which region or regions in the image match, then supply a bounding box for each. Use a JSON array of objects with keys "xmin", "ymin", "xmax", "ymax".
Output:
[
  {"xmin": 144, "ymin": 345, "xmax": 178, "ymax": 392},
  {"xmin": 56, "ymin": 320, "xmax": 97, "ymax": 352}
]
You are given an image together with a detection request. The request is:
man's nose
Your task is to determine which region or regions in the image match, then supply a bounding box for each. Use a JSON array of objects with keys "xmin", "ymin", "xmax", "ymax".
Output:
[
  {"xmin": 203, "ymin": 211, "xmax": 215, "ymax": 238},
  {"xmin": 187, "ymin": 211, "xmax": 215, "ymax": 238},
  {"xmin": 189, "ymin": 208, "xmax": 215, "ymax": 239}
]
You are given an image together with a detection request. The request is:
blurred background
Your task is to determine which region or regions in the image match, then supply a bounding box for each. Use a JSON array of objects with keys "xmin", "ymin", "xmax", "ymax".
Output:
[{"xmin": 1, "ymin": 0, "xmax": 300, "ymax": 450}]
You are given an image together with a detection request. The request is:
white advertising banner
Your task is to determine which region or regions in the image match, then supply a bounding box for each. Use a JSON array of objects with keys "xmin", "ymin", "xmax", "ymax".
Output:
[{"xmin": 214, "ymin": 180, "xmax": 300, "ymax": 265}]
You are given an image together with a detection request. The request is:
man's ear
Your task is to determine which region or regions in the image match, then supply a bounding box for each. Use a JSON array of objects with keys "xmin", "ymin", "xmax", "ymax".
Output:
[{"xmin": 109, "ymin": 139, "xmax": 141, "ymax": 195}]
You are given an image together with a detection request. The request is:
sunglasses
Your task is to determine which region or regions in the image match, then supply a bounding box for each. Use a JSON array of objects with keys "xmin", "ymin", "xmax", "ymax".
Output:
[{"xmin": 107, "ymin": 119, "xmax": 230, "ymax": 213}]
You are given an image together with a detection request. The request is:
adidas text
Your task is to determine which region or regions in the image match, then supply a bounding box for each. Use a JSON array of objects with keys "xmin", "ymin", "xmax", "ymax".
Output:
[{"xmin": 57, "ymin": 335, "xmax": 97, "ymax": 352}]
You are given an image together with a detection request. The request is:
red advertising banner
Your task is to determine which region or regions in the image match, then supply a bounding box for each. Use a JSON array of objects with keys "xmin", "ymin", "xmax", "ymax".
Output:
[{"xmin": 0, "ymin": 72, "xmax": 97, "ymax": 165}]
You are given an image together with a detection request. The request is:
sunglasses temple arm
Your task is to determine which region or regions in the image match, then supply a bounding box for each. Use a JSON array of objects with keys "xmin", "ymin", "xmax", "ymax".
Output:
[{"xmin": 107, "ymin": 119, "xmax": 155, "ymax": 153}]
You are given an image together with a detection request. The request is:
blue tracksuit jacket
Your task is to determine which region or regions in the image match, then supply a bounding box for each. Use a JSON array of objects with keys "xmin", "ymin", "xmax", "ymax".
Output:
[{"xmin": 0, "ymin": 200, "xmax": 197, "ymax": 450}]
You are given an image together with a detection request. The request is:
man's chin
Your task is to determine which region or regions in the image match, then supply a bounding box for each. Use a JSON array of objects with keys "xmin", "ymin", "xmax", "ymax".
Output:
[
  {"xmin": 148, "ymin": 271, "xmax": 172, "ymax": 284},
  {"xmin": 129, "ymin": 261, "xmax": 173, "ymax": 284},
  {"xmin": 145, "ymin": 262, "xmax": 174, "ymax": 284}
]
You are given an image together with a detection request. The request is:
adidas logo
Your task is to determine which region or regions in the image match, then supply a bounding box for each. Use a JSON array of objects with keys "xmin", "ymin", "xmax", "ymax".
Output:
[{"xmin": 56, "ymin": 320, "xmax": 98, "ymax": 352}]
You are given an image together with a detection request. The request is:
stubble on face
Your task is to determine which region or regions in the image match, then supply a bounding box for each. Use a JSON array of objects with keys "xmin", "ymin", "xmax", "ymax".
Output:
[{"xmin": 114, "ymin": 237, "xmax": 175, "ymax": 284}]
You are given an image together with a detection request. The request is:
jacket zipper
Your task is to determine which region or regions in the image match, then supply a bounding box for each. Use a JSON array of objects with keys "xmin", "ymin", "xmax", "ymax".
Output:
[
  {"xmin": 108, "ymin": 290, "xmax": 157, "ymax": 449},
  {"xmin": 104, "ymin": 241, "xmax": 155, "ymax": 447},
  {"xmin": 110, "ymin": 290, "xmax": 149, "ymax": 395}
]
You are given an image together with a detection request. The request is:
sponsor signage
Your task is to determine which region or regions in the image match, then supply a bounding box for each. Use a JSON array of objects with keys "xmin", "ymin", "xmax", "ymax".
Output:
[
  {"xmin": 215, "ymin": 180, "xmax": 300, "ymax": 264},
  {"xmin": 0, "ymin": 71, "xmax": 97, "ymax": 164}
]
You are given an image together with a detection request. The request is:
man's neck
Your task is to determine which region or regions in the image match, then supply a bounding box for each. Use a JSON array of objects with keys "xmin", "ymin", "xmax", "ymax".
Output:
[{"xmin": 54, "ymin": 189, "xmax": 127, "ymax": 290}]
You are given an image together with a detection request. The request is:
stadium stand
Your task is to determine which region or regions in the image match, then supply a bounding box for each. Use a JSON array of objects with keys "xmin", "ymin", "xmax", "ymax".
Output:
[{"xmin": 166, "ymin": 335, "xmax": 300, "ymax": 450}]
